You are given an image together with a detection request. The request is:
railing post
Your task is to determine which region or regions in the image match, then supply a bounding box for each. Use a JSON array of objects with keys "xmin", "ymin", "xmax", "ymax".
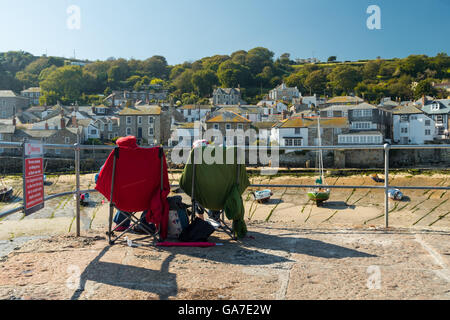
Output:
[
  {"xmin": 75, "ymin": 138, "xmax": 81, "ymax": 237},
  {"xmin": 384, "ymin": 143, "xmax": 390, "ymax": 229}
]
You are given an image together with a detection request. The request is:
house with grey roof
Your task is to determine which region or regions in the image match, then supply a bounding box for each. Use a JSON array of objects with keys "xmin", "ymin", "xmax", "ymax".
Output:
[
  {"xmin": 0, "ymin": 90, "xmax": 29, "ymax": 119},
  {"xmin": 212, "ymin": 88, "xmax": 245, "ymax": 105},
  {"xmin": 268, "ymin": 83, "xmax": 301, "ymax": 103},
  {"xmin": 119, "ymin": 104, "xmax": 162, "ymax": 145},
  {"xmin": 320, "ymin": 102, "xmax": 392, "ymax": 142},
  {"xmin": 215, "ymin": 105, "xmax": 264, "ymax": 123},
  {"xmin": 168, "ymin": 121, "xmax": 202, "ymax": 147},
  {"xmin": 205, "ymin": 110, "xmax": 253, "ymax": 145},
  {"xmin": 420, "ymin": 99, "xmax": 450, "ymax": 140},
  {"xmin": 0, "ymin": 124, "xmax": 16, "ymax": 154},
  {"xmin": 179, "ymin": 105, "xmax": 213, "ymax": 122},
  {"xmin": 20, "ymin": 87, "xmax": 41, "ymax": 106},
  {"xmin": 12, "ymin": 128, "xmax": 79, "ymax": 157},
  {"xmin": 393, "ymin": 104, "xmax": 435, "ymax": 144}
]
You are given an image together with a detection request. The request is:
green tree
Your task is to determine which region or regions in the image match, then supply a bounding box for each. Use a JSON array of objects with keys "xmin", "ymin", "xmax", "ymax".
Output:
[
  {"xmin": 40, "ymin": 65, "xmax": 84, "ymax": 103},
  {"xmin": 245, "ymin": 47, "xmax": 274, "ymax": 75},
  {"xmin": 363, "ymin": 60, "xmax": 381, "ymax": 79},
  {"xmin": 39, "ymin": 90, "xmax": 59, "ymax": 106},
  {"xmin": 173, "ymin": 69, "xmax": 194, "ymax": 93},
  {"xmin": 327, "ymin": 56, "xmax": 337, "ymax": 62},
  {"xmin": 304, "ymin": 69, "xmax": 328, "ymax": 94},
  {"xmin": 399, "ymin": 55, "xmax": 428, "ymax": 77},
  {"xmin": 414, "ymin": 79, "xmax": 438, "ymax": 99},
  {"xmin": 191, "ymin": 69, "xmax": 218, "ymax": 96},
  {"xmin": 327, "ymin": 65, "xmax": 362, "ymax": 95},
  {"xmin": 201, "ymin": 55, "xmax": 230, "ymax": 72},
  {"xmin": 143, "ymin": 55, "xmax": 169, "ymax": 79},
  {"xmin": 217, "ymin": 60, "xmax": 251, "ymax": 88}
]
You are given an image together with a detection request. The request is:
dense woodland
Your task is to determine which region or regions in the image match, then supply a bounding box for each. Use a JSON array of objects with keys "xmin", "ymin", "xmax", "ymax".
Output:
[{"xmin": 0, "ymin": 48, "xmax": 449, "ymax": 107}]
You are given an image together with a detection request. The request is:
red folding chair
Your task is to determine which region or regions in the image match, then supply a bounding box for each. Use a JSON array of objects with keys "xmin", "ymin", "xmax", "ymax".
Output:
[{"xmin": 95, "ymin": 136, "xmax": 170, "ymax": 245}]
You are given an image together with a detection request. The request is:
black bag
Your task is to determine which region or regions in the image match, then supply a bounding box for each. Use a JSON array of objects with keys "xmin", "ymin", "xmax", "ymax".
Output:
[{"xmin": 179, "ymin": 217, "xmax": 215, "ymax": 242}]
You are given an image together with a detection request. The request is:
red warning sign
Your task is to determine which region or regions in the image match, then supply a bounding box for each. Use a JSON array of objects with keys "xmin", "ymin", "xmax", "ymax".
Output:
[{"xmin": 23, "ymin": 143, "xmax": 44, "ymax": 215}]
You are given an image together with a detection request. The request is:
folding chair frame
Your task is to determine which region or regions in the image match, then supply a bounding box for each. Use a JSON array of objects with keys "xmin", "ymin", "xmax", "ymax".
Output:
[
  {"xmin": 189, "ymin": 147, "xmax": 243, "ymax": 241},
  {"xmin": 106, "ymin": 147, "xmax": 164, "ymax": 245}
]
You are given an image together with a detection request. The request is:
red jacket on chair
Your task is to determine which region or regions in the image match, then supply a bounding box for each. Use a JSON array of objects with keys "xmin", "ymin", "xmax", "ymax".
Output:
[{"xmin": 95, "ymin": 136, "xmax": 170, "ymax": 239}]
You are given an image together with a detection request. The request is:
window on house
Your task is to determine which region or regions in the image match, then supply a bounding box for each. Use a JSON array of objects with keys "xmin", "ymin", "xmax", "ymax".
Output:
[
  {"xmin": 401, "ymin": 127, "xmax": 408, "ymax": 134},
  {"xmin": 108, "ymin": 133, "xmax": 112, "ymax": 140},
  {"xmin": 226, "ymin": 124, "xmax": 231, "ymax": 130},
  {"xmin": 425, "ymin": 120, "xmax": 431, "ymax": 126},
  {"xmin": 213, "ymin": 124, "xmax": 219, "ymax": 130},
  {"xmin": 65, "ymin": 137, "xmax": 70, "ymax": 144},
  {"xmin": 285, "ymin": 138, "xmax": 293, "ymax": 146},
  {"xmin": 237, "ymin": 124, "xmax": 243, "ymax": 130},
  {"xmin": 126, "ymin": 116, "xmax": 131, "ymax": 125},
  {"xmin": 90, "ymin": 129, "xmax": 97, "ymax": 135},
  {"xmin": 400, "ymin": 115, "xmax": 408, "ymax": 122},
  {"xmin": 108, "ymin": 123, "xmax": 113, "ymax": 131},
  {"xmin": 187, "ymin": 110, "xmax": 191, "ymax": 116},
  {"xmin": 294, "ymin": 128, "xmax": 301, "ymax": 134},
  {"xmin": 352, "ymin": 122, "xmax": 371, "ymax": 130},
  {"xmin": 293, "ymin": 139, "xmax": 302, "ymax": 146},
  {"xmin": 425, "ymin": 129, "xmax": 431, "ymax": 136},
  {"xmin": 137, "ymin": 116, "xmax": 142, "ymax": 125},
  {"xmin": 126, "ymin": 127, "xmax": 131, "ymax": 135},
  {"xmin": 148, "ymin": 116, "xmax": 154, "ymax": 124},
  {"xmin": 148, "ymin": 127, "xmax": 154, "ymax": 136},
  {"xmin": 363, "ymin": 110, "xmax": 372, "ymax": 117}
]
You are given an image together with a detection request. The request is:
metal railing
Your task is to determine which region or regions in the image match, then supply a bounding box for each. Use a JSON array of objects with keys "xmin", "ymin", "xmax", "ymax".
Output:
[{"xmin": 1, "ymin": 141, "xmax": 450, "ymax": 234}]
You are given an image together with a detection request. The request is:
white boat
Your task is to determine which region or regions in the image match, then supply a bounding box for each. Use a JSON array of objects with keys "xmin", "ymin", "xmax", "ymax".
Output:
[
  {"xmin": 388, "ymin": 188, "xmax": 403, "ymax": 200},
  {"xmin": 253, "ymin": 189, "xmax": 273, "ymax": 203}
]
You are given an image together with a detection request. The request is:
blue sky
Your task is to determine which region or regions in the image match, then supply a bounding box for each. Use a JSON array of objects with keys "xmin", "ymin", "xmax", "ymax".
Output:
[{"xmin": 0, "ymin": 0, "xmax": 448, "ymax": 65}]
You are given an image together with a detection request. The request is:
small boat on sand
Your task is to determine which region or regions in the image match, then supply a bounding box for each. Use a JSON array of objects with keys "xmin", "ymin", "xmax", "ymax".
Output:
[
  {"xmin": 307, "ymin": 115, "xmax": 330, "ymax": 207},
  {"xmin": 0, "ymin": 186, "xmax": 13, "ymax": 202},
  {"xmin": 388, "ymin": 188, "xmax": 403, "ymax": 200},
  {"xmin": 252, "ymin": 189, "xmax": 273, "ymax": 203}
]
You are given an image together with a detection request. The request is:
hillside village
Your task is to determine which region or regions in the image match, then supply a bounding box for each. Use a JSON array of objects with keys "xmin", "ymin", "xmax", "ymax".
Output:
[{"xmin": 1, "ymin": 82, "xmax": 449, "ymax": 159}]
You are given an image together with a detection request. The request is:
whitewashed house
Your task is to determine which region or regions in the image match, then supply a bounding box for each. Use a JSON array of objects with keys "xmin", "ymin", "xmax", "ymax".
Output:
[
  {"xmin": 393, "ymin": 105, "xmax": 435, "ymax": 144},
  {"xmin": 419, "ymin": 99, "xmax": 450, "ymax": 140},
  {"xmin": 270, "ymin": 118, "xmax": 308, "ymax": 147},
  {"xmin": 168, "ymin": 122, "xmax": 202, "ymax": 147},
  {"xmin": 179, "ymin": 105, "xmax": 212, "ymax": 122},
  {"xmin": 269, "ymin": 83, "xmax": 301, "ymax": 102}
]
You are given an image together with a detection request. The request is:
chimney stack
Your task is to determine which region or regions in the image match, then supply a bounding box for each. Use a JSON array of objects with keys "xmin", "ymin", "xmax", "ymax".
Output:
[
  {"xmin": 60, "ymin": 117, "xmax": 66, "ymax": 129},
  {"xmin": 45, "ymin": 121, "xmax": 49, "ymax": 130},
  {"xmin": 422, "ymin": 95, "xmax": 426, "ymax": 106},
  {"xmin": 12, "ymin": 116, "xmax": 16, "ymax": 126},
  {"xmin": 71, "ymin": 113, "xmax": 77, "ymax": 128}
]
